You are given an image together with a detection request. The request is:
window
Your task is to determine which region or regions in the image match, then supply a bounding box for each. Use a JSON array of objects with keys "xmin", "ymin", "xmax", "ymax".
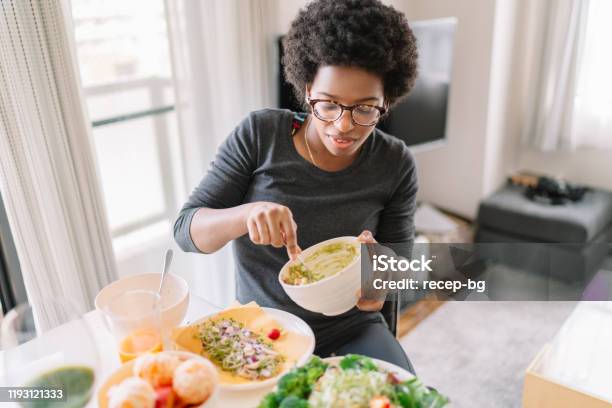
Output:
[
  {"xmin": 71, "ymin": 0, "xmax": 183, "ymax": 250},
  {"xmin": 0, "ymin": 192, "xmax": 27, "ymax": 314},
  {"xmin": 572, "ymin": 0, "xmax": 612, "ymax": 148}
]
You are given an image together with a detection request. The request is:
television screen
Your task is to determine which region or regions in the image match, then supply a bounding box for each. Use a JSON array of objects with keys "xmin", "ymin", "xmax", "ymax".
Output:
[
  {"xmin": 377, "ymin": 18, "xmax": 457, "ymax": 148},
  {"xmin": 277, "ymin": 17, "xmax": 458, "ymax": 149},
  {"xmin": 278, "ymin": 36, "xmax": 302, "ymax": 113}
]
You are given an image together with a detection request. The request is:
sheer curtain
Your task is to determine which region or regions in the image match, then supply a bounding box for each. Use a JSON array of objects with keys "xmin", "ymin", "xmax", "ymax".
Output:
[
  {"xmin": 524, "ymin": 0, "xmax": 612, "ymax": 151},
  {"xmin": 0, "ymin": 0, "xmax": 117, "ymax": 327},
  {"xmin": 571, "ymin": 0, "xmax": 612, "ymax": 149},
  {"xmin": 523, "ymin": 0, "xmax": 590, "ymax": 151},
  {"xmin": 165, "ymin": 0, "xmax": 279, "ymax": 306}
]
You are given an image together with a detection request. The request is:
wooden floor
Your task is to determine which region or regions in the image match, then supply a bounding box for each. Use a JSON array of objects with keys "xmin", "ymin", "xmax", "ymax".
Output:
[
  {"xmin": 396, "ymin": 205, "xmax": 474, "ymax": 338},
  {"xmin": 397, "ymin": 295, "xmax": 445, "ymax": 338}
]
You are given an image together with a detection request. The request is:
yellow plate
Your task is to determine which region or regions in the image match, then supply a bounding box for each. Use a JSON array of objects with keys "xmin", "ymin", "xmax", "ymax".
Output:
[{"xmin": 172, "ymin": 303, "xmax": 315, "ymax": 391}]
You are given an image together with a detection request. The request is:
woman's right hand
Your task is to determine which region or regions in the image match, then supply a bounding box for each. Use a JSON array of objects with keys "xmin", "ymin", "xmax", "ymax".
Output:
[{"xmin": 246, "ymin": 202, "xmax": 301, "ymax": 260}]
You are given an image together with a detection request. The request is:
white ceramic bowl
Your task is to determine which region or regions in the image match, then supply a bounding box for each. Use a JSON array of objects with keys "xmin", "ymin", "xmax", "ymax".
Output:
[
  {"xmin": 323, "ymin": 356, "xmax": 414, "ymax": 380},
  {"xmin": 279, "ymin": 236, "xmax": 361, "ymax": 316},
  {"xmin": 95, "ymin": 272, "xmax": 190, "ymax": 329}
]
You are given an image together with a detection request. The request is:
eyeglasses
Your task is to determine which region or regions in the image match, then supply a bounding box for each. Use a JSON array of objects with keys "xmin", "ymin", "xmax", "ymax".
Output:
[{"xmin": 306, "ymin": 97, "xmax": 387, "ymax": 126}]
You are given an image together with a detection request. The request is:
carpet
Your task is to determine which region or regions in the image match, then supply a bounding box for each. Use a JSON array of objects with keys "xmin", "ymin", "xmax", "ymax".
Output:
[{"xmin": 399, "ymin": 301, "xmax": 577, "ymax": 407}]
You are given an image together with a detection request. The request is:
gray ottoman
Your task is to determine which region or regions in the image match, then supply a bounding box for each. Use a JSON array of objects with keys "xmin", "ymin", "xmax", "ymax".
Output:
[{"xmin": 475, "ymin": 184, "xmax": 612, "ymax": 283}]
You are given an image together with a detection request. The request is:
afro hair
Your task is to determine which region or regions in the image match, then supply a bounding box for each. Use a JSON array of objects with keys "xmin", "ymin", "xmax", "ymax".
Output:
[{"xmin": 282, "ymin": 0, "xmax": 418, "ymax": 110}]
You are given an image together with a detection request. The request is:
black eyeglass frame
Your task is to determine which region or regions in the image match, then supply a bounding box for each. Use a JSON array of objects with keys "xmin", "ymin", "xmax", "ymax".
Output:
[{"xmin": 306, "ymin": 97, "xmax": 388, "ymax": 126}]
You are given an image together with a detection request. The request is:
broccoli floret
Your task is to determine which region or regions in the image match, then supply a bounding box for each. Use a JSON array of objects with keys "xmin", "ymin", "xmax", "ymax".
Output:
[
  {"xmin": 339, "ymin": 354, "xmax": 378, "ymax": 371},
  {"xmin": 257, "ymin": 392, "xmax": 281, "ymax": 408},
  {"xmin": 276, "ymin": 357, "xmax": 328, "ymax": 399},
  {"xmin": 393, "ymin": 378, "xmax": 449, "ymax": 408},
  {"xmin": 303, "ymin": 356, "xmax": 327, "ymax": 370},
  {"xmin": 302, "ymin": 356, "xmax": 328, "ymax": 384},
  {"xmin": 278, "ymin": 396, "xmax": 309, "ymax": 408},
  {"xmin": 277, "ymin": 371, "xmax": 309, "ymax": 399},
  {"xmin": 305, "ymin": 363, "xmax": 326, "ymax": 384},
  {"xmin": 260, "ymin": 356, "xmax": 328, "ymax": 407}
]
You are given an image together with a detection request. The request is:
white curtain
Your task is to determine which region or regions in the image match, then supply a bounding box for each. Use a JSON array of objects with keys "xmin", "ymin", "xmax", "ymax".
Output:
[
  {"xmin": 0, "ymin": 0, "xmax": 117, "ymax": 327},
  {"xmin": 165, "ymin": 0, "xmax": 279, "ymax": 306},
  {"xmin": 571, "ymin": 0, "xmax": 612, "ymax": 149},
  {"xmin": 523, "ymin": 0, "xmax": 590, "ymax": 151},
  {"xmin": 523, "ymin": 0, "xmax": 612, "ymax": 151}
]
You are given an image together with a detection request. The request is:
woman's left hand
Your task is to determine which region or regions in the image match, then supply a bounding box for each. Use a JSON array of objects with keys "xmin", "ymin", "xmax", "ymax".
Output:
[{"xmin": 355, "ymin": 230, "xmax": 384, "ymax": 312}]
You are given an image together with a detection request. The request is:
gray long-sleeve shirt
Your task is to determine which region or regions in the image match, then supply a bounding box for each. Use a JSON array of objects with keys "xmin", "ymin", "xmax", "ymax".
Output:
[{"xmin": 174, "ymin": 108, "xmax": 417, "ymax": 348}]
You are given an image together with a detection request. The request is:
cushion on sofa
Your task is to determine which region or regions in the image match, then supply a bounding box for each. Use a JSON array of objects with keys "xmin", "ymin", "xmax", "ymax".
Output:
[{"xmin": 477, "ymin": 184, "xmax": 612, "ymax": 243}]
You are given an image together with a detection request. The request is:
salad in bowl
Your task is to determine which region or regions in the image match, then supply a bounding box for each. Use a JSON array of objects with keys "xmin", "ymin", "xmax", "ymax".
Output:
[
  {"xmin": 282, "ymin": 241, "xmax": 359, "ymax": 285},
  {"xmin": 279, "ymin": 236, "xmax": 362, "ymax": 316},
  {"xmin": 257, "ymin": 354, "xmax": 449, "ymax": 408}
]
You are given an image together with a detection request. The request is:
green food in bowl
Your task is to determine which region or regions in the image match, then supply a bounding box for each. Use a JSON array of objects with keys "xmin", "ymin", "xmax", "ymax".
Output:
[
  {"xmin": 283, "ymin": 243, "xmax": 358, "ymax": 286},
  {"xmin": 257, "ymin": 355, "xmax": 449, "ymax": 408},
  {"xmin": 22, "ymin": 365, "xmax": 95, "ymax": 408}
]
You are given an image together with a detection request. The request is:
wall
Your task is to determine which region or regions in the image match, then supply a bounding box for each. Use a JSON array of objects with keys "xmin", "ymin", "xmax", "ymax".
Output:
[
  {"xmin": 518, "ymin": 149, "xmax": 612, "ymax": 191},
  {"xmin": 481, "ymin": 0, "xmax": 521, "ymax": 197},
  {"xmin": 415, "ymin": 0, "xmax": 612, "ymax": 214},
  {"xmin": 278, "ymin": 1, "xmax": 307, "ymax": 33},
  {"xmin": 392, "ymin": 0, "xmax": 516, "ymax": 219}
]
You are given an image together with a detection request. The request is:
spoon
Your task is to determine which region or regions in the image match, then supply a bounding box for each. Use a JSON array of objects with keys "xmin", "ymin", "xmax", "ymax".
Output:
[
  {"xmin": 281, "ymin": 232, "xmax": 308, "ymax": 266},
  {"xmin": 158, "ymin": 248, "xmax": 174, "ymax": 296}
]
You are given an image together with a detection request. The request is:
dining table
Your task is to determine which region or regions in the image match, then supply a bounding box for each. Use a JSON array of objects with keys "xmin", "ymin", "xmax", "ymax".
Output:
[{"xmin": 0, "ymin": 293, "xmax": 278, "ymax": 407}]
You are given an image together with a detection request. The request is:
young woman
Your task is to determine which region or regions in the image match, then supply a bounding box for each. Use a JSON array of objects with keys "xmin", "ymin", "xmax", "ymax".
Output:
[{"xmin": 174, "ymin": 0, "xmax": 418, "ymax": 373}]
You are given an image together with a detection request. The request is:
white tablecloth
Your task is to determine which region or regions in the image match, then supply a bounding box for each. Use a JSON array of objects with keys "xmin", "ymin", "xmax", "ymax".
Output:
[{"xmin": 1, "ymin": 295, "xmax": 273, "ymax": 407}]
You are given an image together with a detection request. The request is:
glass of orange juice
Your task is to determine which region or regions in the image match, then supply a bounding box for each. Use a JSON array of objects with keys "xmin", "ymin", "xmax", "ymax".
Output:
[{"xmin": 103, "ymin": 289, "xmax": 163, "ymax": 363}]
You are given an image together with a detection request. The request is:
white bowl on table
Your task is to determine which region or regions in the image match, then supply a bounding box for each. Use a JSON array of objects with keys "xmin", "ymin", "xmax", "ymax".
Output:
[
  {"xmin": 323, "ymin": 356, "xmax": 414, "ymax": 380},
  {"xmin": 279, "ymin": 236, "xmax": 361, "ymax": 316},
  {"xmin": 95, "ymin": 272, "xmax": 190, "ymax": 329}
]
